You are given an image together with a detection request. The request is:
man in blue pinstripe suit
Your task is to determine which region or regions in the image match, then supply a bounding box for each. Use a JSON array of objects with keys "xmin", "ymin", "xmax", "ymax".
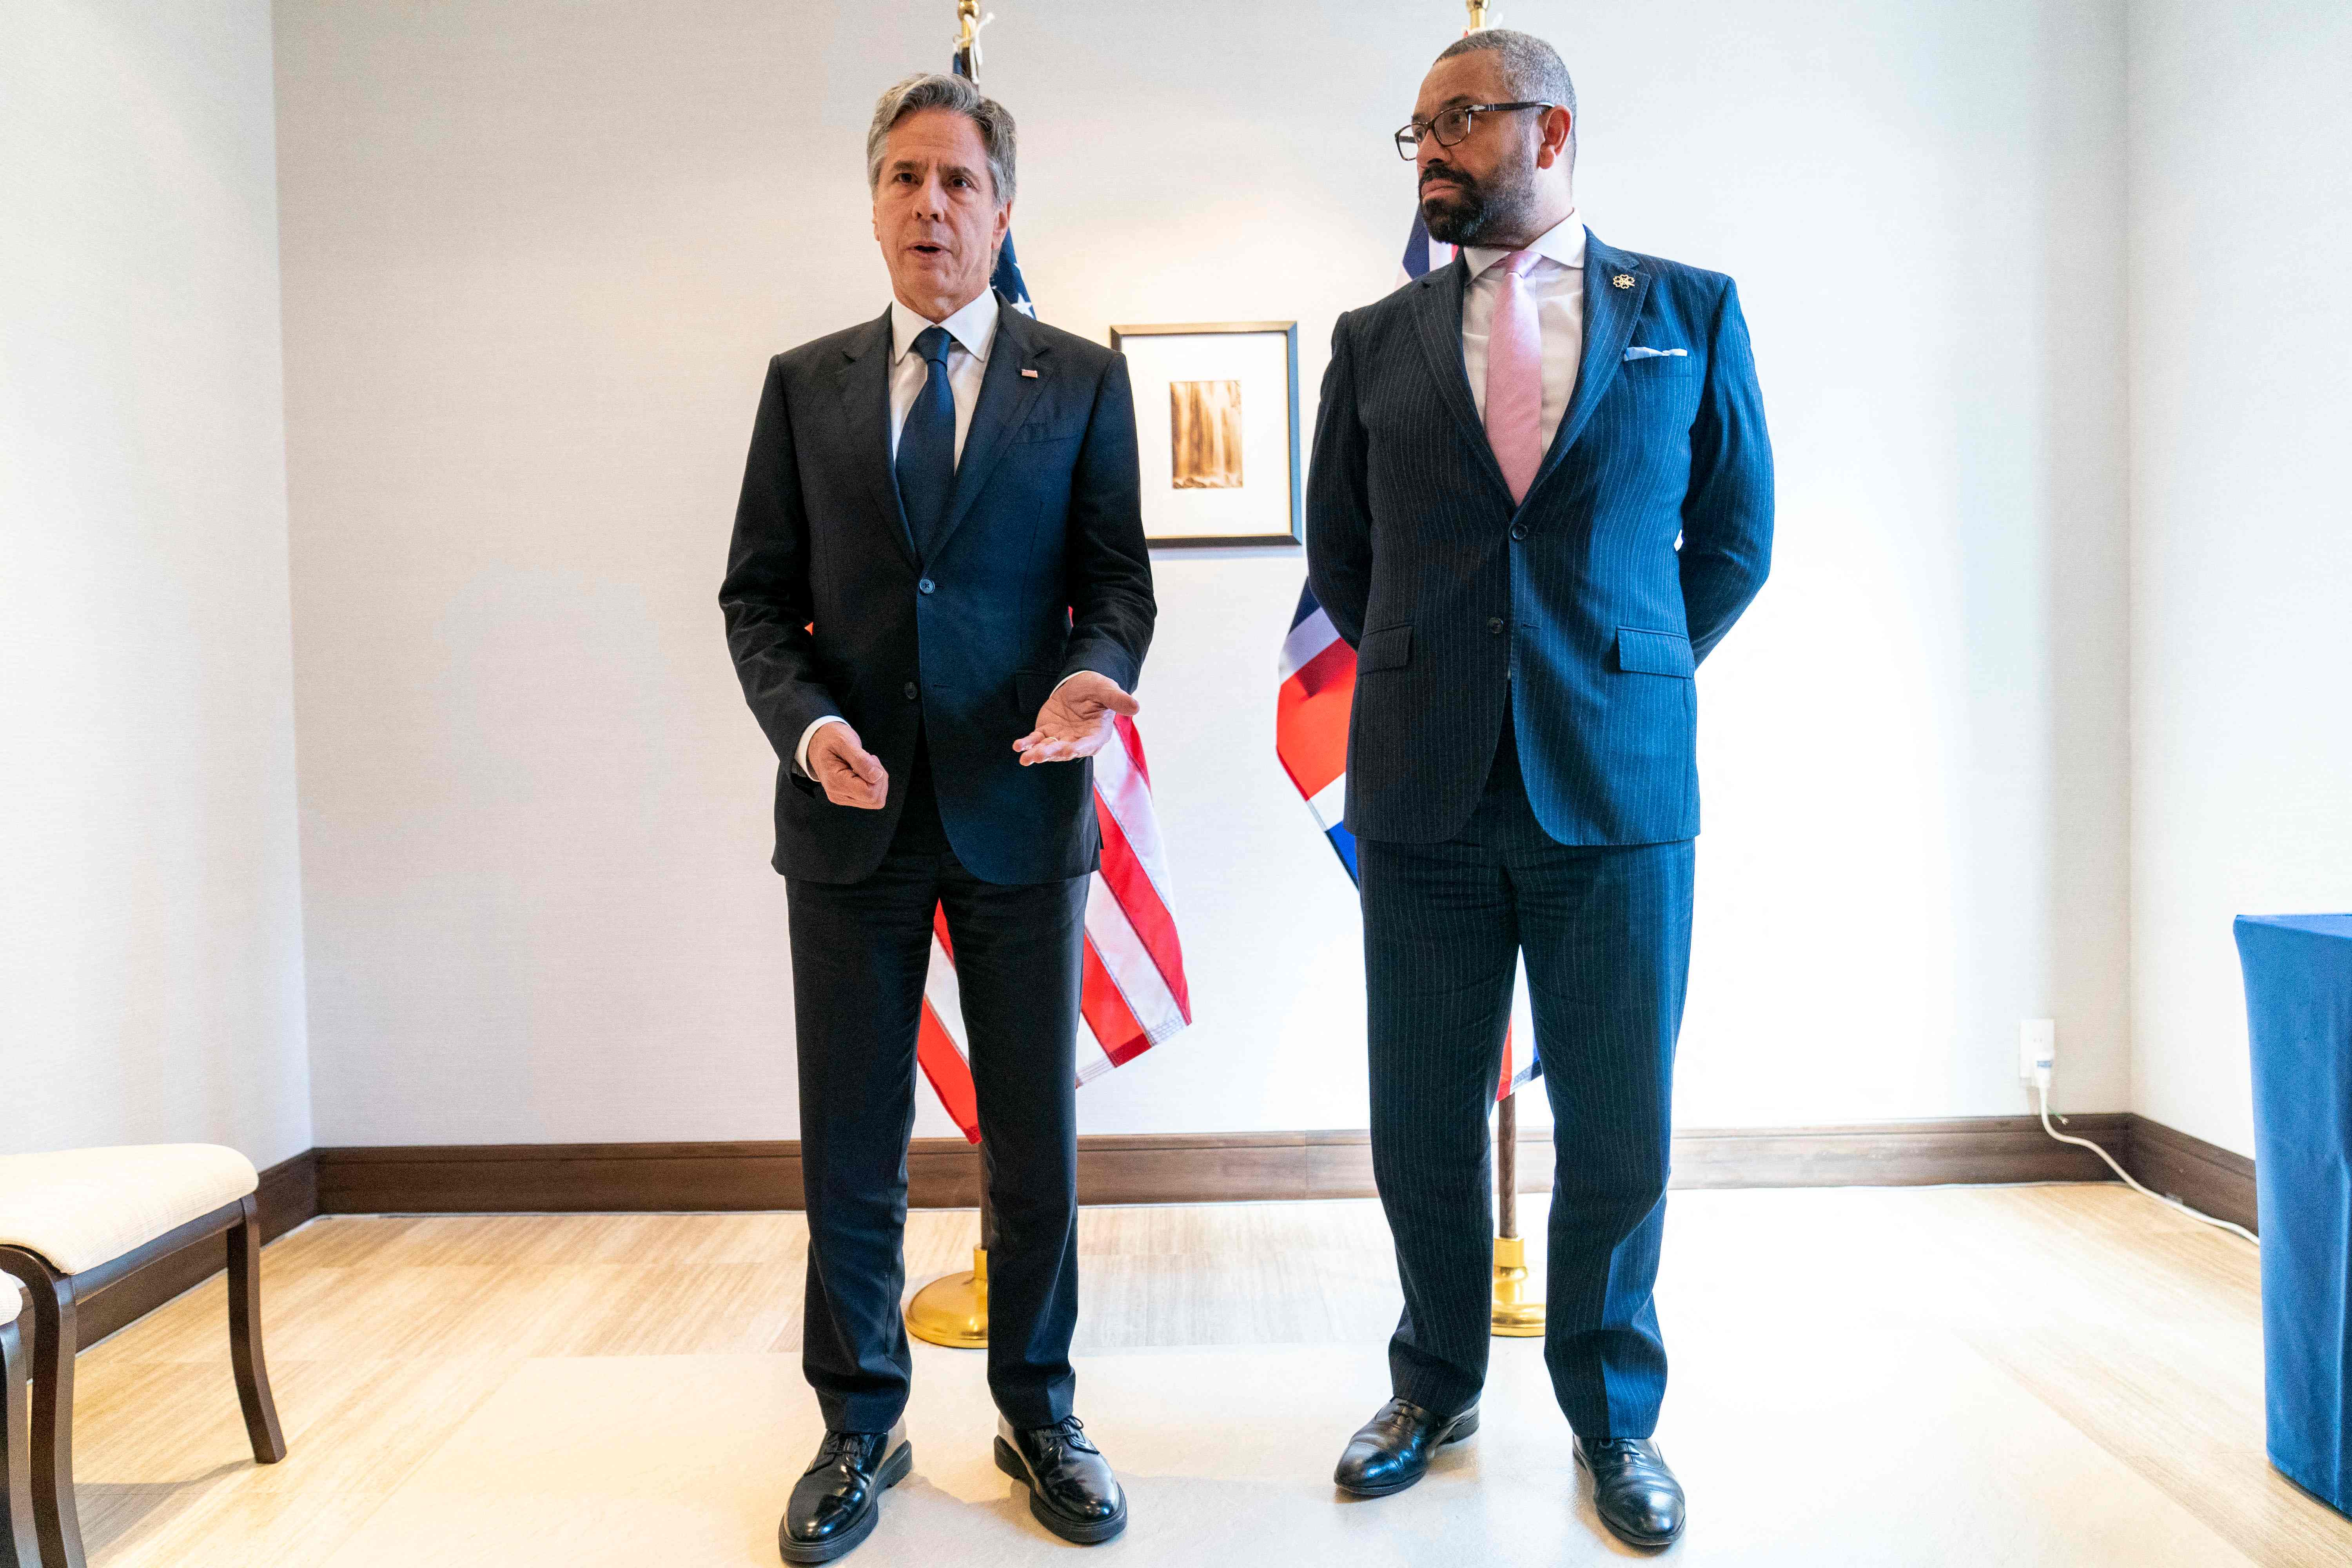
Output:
[{"xmin": 1305, "ymin": 29, "xmax": 1771, "ymax": 1549}]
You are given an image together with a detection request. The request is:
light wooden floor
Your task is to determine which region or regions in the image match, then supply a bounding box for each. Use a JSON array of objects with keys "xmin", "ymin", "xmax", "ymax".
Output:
[{"xmin": 60, "ymin": 1185, "xmax": 2351, "ymax": 1566}]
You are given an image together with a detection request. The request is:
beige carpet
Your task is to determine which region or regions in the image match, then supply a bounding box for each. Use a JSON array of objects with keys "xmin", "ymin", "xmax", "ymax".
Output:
[{"xmin": 317, "ymin": 1329, "xmax": 2252, "ymax": 1566}]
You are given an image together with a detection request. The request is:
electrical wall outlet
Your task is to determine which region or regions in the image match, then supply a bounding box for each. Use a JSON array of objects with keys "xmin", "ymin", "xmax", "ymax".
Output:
[{"xmin": 2020, "ymin": 1018, "xmax": 2056, "ymax": 1084}]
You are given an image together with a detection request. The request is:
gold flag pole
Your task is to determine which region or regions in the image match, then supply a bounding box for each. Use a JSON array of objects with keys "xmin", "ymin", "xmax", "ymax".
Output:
[
  {"xmin": 1450, "ymin": 0, "xmax": 1531, "ymax": 1339},
  {"xmin": 1492, "ymin": 1085, "xmax": 1545, "ymax": 1335},
  {"xmin": 905, "ymin": 0, "xmax": 998, "ymax": 1357}
]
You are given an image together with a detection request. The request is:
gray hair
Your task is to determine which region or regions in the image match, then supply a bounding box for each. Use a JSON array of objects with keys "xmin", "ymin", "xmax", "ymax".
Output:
[
  {"xmin": 866, "ymin": 72, "xmax": 1017, "ymax": 208},
  {"xmin": 1435, "ymin": 29, "xmax": 1577, "ymax": 160}
]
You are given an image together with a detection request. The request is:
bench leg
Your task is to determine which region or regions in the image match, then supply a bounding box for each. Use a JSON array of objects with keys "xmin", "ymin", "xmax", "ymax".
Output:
[
  {"xmin": 3, "ymin": 1305, "xmax": 42, "ymax": 1568},
  {"xmin": 225, "ymin": 1196, "xmax": 285, "ymax": 1465},
  {"xmin": 0, "ymin": 1250, "xmax": 82, "ymax": 1568}
]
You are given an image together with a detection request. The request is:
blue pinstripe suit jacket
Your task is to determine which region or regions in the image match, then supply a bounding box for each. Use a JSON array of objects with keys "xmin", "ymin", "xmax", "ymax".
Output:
[{"xmin": 1305, "ymin": 231, "xmax": 1773, "ymax": 847}]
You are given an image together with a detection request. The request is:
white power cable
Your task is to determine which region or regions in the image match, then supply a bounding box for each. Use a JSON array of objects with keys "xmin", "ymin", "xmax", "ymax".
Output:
[{"xmin": 2033, "ymin": 1077, "xmax": 2258, "ymax": 1246}]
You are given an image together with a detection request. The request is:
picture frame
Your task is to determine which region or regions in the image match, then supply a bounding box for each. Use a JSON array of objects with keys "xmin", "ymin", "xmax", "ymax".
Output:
[{"xmin": 1107, "ymin": 321, "xmax": 1302, "ymax": 549}]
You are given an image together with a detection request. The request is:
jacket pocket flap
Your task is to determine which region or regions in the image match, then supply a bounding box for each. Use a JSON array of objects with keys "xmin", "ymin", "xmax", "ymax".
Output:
[
  {"xmin": 1357, "ymin": 624, "xmax": 1412, "ymax": 673},
  {"xmin": 1615, "ymin": 627, "xmax": 1695, "ymax": 677}
]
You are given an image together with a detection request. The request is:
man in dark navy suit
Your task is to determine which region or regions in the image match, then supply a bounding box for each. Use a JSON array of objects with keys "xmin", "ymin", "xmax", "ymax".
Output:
[
  {"xmin": 721, "ymin": 72, "xmax": 1151, "ymax": 1562},
  {"xmin": 1307, "ymin": 30, "xmax": 1771, "ymax": 1549}
]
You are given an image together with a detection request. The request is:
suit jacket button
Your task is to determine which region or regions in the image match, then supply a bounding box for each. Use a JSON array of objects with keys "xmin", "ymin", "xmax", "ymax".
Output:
[
  {"xmin": 1510, "ymin": 524, "xmax": 1529, "ymax": 541},
  {"xmin": 918, "ymin": 577, "xmax": 936, "ymax": 594},
  {"xmin": 903, "ymin": 682, "xmax": 918, "ymax": 700},
  {"xmin": 1488, "ymin": 617, "xmax": 1505, "ymax": 635}
]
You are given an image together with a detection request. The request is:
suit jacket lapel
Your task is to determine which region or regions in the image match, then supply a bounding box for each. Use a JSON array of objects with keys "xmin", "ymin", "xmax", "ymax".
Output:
[
  {"xmin": 929, "ymin": 292, "xmax": 1050, "ymax": 559},
  {"xmin": 1530, "ymin": 231, "xmax": 1648, "ymax": 496},
  {"xmin": 836, "ymin": 308, "xmax": 918, "ymax": 569},
  {"xmin": 1410, "ymin": 254, "xmax": 1515, "ymax": 505}
]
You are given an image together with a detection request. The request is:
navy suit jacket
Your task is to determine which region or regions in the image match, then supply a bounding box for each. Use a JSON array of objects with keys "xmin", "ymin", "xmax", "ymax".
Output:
[
  {"xmin": 1305, "ymin": 232, "xmax": 1772, "ymax": 847},
  {"xmin": 722, "ymin": 294, "xmax": 1156, "ymax": 885}
]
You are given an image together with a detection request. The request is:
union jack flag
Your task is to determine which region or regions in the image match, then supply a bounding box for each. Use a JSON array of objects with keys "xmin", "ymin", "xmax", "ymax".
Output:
[
  {"xmin": 913, "ymin": 71, "xmax": 1192, "ymax": 1138},
  {"xmin": 1276, "ymin": 212, "xmax": 1535, "ymax": 1101}
]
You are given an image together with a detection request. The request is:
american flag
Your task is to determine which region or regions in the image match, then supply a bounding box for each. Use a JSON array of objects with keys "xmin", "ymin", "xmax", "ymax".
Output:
[
  {"xmin": 918, "ymin": 715, "xmax": 1191, "ymax": 1138},
  {"xmin": 915, "ymin": 56, "xmax": 1192, "ymax": 1140},
  {"xmin": 1274, "ymin": 211, "xmax": 1536, "ymax": 1100}
]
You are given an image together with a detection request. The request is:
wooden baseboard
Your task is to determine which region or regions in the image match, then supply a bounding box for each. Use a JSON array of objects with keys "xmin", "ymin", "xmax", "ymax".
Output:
[
  {"xmin": 313, "ymin": 1114, "xmax": 2142, "ymax": 1214},
  {"xmin": 312, "ymin": 1134, "xmax": 1384, "ymax": 1213},
  {"xmin": 1672, "ymin": 1114, "xmax": 2138, "ymax": 1189},
  {"xmin": 71, "ymin": 1114, "xmax": 2257, "ymax": 1350},
  {"xmin": 74, "ymin": 1150, "xmax": 320, "ymax": 1347},
  {"xmin": 2120, "ymin": 1116, "xmax": 2258, "ymax": 1233}
]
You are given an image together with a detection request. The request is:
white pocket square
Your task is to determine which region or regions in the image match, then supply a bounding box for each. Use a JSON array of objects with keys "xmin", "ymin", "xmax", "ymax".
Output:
[{"xmin": 1622, "ymin": 346, "xmax": 1688, "ymax": 360}]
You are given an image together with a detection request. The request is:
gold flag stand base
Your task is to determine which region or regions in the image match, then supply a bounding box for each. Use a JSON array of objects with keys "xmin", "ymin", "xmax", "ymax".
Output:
[
  {"xmin": 906, "ymin": 1246, "xmax": 989, "ymax": 1348},
  {"xmin": 1490, "ymin": 1234, "xmax": 1545, "ymax": 1337},
  {"xmin": 1490, "ymin": 1086, "xmax": 1544, "ymax": 1337}
]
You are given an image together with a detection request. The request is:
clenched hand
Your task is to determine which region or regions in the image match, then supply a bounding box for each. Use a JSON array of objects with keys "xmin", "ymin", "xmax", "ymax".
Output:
[
  {"xmin": 1014, "ymin": 671, "xmax": 1140, "ymax": 766},
  {"xmin": 808, "ymin": 721, "xmax": 888, "ymax": 808}
]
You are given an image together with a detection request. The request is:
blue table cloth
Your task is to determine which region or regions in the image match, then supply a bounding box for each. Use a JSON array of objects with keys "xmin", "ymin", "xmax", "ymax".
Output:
[{"xmin": 2237, "ymin": 912, "xmax": 2352, "ymax": 1517}]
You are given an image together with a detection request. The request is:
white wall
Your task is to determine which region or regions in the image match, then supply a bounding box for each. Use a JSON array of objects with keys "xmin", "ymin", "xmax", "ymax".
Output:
[
  {"xmin": 275, "ymin": 0, "xmax": 2132, "ymax": 1144},
  {"xmin": 0, "ymin": 1, "xmax": 312, "ymax": 1164},
  {"xmin": 2126, "ymin": 3, "xmax": 2352, "ymax": 1158}
]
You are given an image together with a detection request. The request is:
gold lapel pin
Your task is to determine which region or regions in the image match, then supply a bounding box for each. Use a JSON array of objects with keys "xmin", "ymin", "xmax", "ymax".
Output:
[
  {"xmin": 1612, "ymin": 273, "xmax": 1637, "ymax": 289},
  {"xmin": 1020, "ymin": 367, "xmax": 1039, "ymax": 378}
]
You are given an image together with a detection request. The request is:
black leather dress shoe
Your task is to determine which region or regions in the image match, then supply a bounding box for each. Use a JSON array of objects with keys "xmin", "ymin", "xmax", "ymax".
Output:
[
  {"xmin": 779, "ymin": 1423, "xmax": 912, "ymax": 1564},
  {"xmin": 994, "ymin": 1415, "xmax": 1127, "ymax": 1544},
  {"xmin": 1332, "ymin": 1397, "xmax": 1481, "ymax": 1497},
  {"xmin": 1575, "ymin": 1436, "xmax": 1686, "ymax": 1548}
]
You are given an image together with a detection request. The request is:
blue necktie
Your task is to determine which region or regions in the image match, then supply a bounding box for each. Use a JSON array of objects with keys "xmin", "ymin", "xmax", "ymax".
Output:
[{"xmin": 896, "ymin": 325, "xmax": 956, "ymax": 559}]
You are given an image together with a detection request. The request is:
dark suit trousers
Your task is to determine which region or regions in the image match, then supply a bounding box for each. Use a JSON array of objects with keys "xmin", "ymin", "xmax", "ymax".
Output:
[
  {"xmin": 1356, "ymin": 720, "xmax": 1693, "ymax": 1441},
  {"xmin": 785, "ymin": 739, "xmax": 1087, "ymax": 1433}
]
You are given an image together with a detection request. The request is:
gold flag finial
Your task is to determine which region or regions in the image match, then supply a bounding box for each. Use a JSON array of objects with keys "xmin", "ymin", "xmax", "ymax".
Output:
[
  {"xmin": 1466, "ymin": 0, "xmax": 1493, "ymax": 29},
  {"xmin": 955, "ymin": 1, "xmax": 988, "ymax": 79}
]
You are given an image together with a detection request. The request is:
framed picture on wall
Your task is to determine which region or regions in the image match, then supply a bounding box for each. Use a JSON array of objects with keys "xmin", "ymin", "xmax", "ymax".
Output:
[{"xmin": 1107, "ymin": 321, "xmax": 1301, "ymax": 548}]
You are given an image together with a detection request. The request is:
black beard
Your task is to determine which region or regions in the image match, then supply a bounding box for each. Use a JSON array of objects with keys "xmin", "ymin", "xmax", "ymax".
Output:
[
  {"xmin": 1419, "ymin": 152, "xmax": 1539, "ymax": 247},
  {"xmin": 1419, "ymin": 176, "xmax": 1493, "ymax": 246},
  {"xmin": 1411, "ymin": 170, "xmax": 1524, "ymax": 247}
]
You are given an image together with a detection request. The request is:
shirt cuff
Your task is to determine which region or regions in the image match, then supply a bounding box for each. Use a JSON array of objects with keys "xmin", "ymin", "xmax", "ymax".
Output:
[{"xmin": 794, "ymin": 716, "xmax": 845, "ymax": 777}]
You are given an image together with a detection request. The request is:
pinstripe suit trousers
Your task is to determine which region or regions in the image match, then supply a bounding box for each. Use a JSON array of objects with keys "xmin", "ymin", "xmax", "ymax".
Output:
[{"xmin": 1357, "ymin": 720, "xmax": 1693, "ymax": 1441}]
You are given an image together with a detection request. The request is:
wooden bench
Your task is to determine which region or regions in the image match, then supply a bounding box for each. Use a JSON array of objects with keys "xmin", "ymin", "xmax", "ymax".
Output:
[{"xmin": 0, "ymin": 1147, "xmax": 287, "ymax": 1568}]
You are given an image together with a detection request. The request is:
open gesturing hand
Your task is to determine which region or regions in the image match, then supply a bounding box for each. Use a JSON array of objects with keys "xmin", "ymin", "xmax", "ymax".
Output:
[
  {"xmin": 1013, "ymin": 671, "xmax": 1140, "ymax": 766},
  {"xmin": 807, "ymin": 720, "xmax": 888, "ymax": 808}
]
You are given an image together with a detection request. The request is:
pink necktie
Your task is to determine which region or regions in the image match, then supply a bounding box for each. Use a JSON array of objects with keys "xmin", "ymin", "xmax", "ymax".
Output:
[{"xmin": 1483, "ymin": 250, "xmax": 1544, "ymax": 505}]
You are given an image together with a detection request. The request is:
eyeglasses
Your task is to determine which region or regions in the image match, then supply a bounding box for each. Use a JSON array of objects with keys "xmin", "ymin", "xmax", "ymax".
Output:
[{"xmin": 1394, "ymin": 102, "xmax": 1558, "ymax": 160}]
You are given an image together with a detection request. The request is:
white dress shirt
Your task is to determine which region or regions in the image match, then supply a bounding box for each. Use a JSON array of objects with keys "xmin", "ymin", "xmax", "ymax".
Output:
[
  {"xmin": 887, "ymin": 287, "xmax": 998, "ymax": 463},
  {"xmin": 1460, "ymin": 209, "xmax": 1586, "ymax": 456},
  {"xmin": 796, "ymin": 286, "xmax": 1084, "ymax": 780}
]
